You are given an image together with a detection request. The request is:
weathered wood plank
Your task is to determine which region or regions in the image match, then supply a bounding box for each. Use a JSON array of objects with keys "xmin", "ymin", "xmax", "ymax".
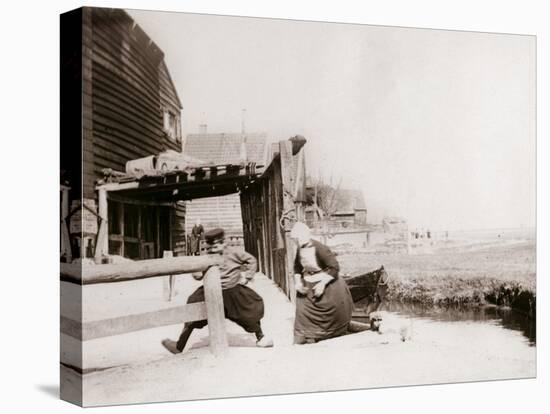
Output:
[
  {"xmin": 93, "ymin": 129, "xmax": 161, "ymax": 163},
  {"xmin": 60, "ymin": 302, "xmax": 206, "ymax": 341},
  {"xmin": 61, "ymin": 255, "xmax": 223, "ymax": 284},
  {"xmin": 203, "ymin": 266, "xmax": 228, "ymax": 356},
  {"xmin": 92, "ymin": 112, "xmax": 163, "ymax": 153},
  {"xmin": 92, "ymin": 111, "xmax": 163, "ymax": 154},
  {"xmin": 279, "ymin": 140, "xmax": 298, "ymax": 299},
  {"xmin": 91, "ymin": 63, "xmax": 159, "ymax": 117},
  {"xmin": 92, "ymin": 22, "xmax": 161, "ymax": 100},
  {"xmin": 107, "ymin": 193, "xmax": 174, "ymax": 207},
  {"xmin": 94, "ymin": 188, "xmax": 109, "ymax": 262},
  {"xmin": 91, "ymin": 46, "xmax": 160, "ymax": 110},
  {"xmin": 60, "ymin": 187, "xmax": 72, "ymax": 262},
  {"xmin": 92, "ymin": 95, "xmax": 164, "ymax": 140},
  {"xmin": 92, "ymin": 79, "xmax": 164, "ymax": 133},
  {"xmin": 92, "ymin": 9, "xmax": 163, "ymax": 67}
]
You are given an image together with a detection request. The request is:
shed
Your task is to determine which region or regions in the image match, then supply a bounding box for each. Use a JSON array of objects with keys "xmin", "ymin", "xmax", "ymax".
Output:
[
  {"xmin": 183, "ymin": 132, "xmax": 270, "ymax": 238},
  {"xmin": 61, "ymin": 7, "xmax": 185, "ymax": 261},
  {"xmin": 92, "ymin": 139, "xmax": 307, "ymax": 299},
  {"xmin": 331, "ymin": 189, "xmax": 368, "ymax": 227}
]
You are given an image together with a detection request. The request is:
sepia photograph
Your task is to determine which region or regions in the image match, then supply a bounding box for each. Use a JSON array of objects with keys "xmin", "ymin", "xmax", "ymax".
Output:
[{"xmin": 59, "ymin": 6, "xmax": 536, "ymax": 407}]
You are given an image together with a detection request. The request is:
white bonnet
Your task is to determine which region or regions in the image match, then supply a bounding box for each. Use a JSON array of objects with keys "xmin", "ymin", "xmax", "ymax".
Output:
[{"xmin": 290, "ymin": 221, "xmax": 311, "ymax": 240}]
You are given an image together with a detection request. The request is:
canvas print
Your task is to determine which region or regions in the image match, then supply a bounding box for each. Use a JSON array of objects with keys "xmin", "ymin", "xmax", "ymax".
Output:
[{"xmin": 60, "ymin": 7, "xmax": 536, "ymax": 407}]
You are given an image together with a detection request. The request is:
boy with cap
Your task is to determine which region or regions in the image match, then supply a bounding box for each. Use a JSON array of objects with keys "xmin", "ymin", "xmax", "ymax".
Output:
[{"xmin": 162, "ymin": 228, "xmax": 273, "ymax": 353}]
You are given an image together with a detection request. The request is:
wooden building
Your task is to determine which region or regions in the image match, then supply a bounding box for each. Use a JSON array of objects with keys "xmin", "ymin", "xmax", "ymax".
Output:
[
  {"xmin": 61, "ymin": 8, "xmax": 185, "ymax": 261},
  {"xmin": 61, "ymin": 7, "xmax": 308, "ymax": 301},
  {"xmin": 305, "ymin": 188, "xmax": 367, "ymax": 231},
  {"xmin": 92, "ymin": 138, "xmax": 307, "ymax": 299},
  {"xmin": 183, "ymin": 132, "xmax": 270, "ymax": 239},
  {"xmin": 328, "ymin": 189, "xmax": 367, "ymax": 228}
]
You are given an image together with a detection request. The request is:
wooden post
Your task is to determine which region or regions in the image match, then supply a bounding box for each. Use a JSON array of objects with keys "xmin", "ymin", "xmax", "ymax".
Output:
[
  {"xmin": 119, "ymin": 202, "xmax": 125, "ymax": 257},
  {"xmin": 60, "ymin": 186, "xmax": 72, "ymax": 262},
  {"xmin": 293, "ymin": 148, "xmax": 307, "ymax": 221},
  {"xmin": 279, "ymin": 140, "xmax": 298, "ymax": 300},
  {"xmin": 94, "ymin": 188, "xmax": 109, "ymax": 263},
  {"xmin": 203, "ymin": 265, "xmax": 228, "ymax": 356},
  {"xmin": 155, "ymin": 208, "xmax": 160, "ymax": 258},
  {"xmin": 80, "ymin": 237, "xmax": 87, "ymax": 260},
  {"xmin": 162, "ymin": 250, "xmax": 175, "ymax": 301}
]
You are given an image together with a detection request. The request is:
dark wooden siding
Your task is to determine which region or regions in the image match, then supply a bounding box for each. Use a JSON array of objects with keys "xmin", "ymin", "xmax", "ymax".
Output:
[
  {"xmin": 60, "ymin": 9, "xmax": 83, "ymax": 201},
  {"xmin": 83, "ymin": 8, "xmax": 181, "ymax": 198},
  {"xmin": 241, "ymin": 157, "xmax": 288, "ymax": 294},
  {"xmin": 241, "ymin": 142, "xmax": 306, "ymax": 299},
  {"xmin": 172, "ymin": 201, "xmax": 187, "ymax": 256}
]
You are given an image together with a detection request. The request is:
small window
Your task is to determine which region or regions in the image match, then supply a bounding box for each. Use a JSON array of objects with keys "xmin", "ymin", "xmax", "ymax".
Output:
[{"xmin": 163, "ymin": 109, "xmax": 179, "ymax": 141}]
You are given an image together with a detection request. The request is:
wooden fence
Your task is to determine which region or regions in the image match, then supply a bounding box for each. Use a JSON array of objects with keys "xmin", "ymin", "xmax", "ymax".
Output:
[
  {"xmin": 60, "ymin": 256, "xmax": 228, "ymax": 356},
  {"xmin": 240, "ymin": 140, "xmax": 305, "ymax": 300}
]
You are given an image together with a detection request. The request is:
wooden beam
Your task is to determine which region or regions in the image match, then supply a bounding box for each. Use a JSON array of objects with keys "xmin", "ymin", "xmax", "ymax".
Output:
[
  {"xmin": 94, "ymin": 188, "xmax": 109, "ymax": 263},
  {"xmin": 279, "ymin": 140, "xmax": 297, "ymax": 300},
  {"xmin": 97, "ymin": 181, "xmax": 140, "ymax": 192},
  {"xmin": 203, "ymin": 265, "xmax": 228, "ymax": 356},
  {"xmin": 60, "ymin": 187, "xmax": 72, "ymax": 262},
  {"xmin": 97, "ymin": 166, "xmax": 264, "ymax": 197},
  {"xmin": 162, "ymin": 250, "xmax": 175, "ymax": 301},
  {"xmin": 61, "ymin": 255, "xmax": 223, "ymax": 284},
  {"xmin": 61, "ymin": 302, "xmax": 207, "ymax": 341},
  {"xmin": 61, "ymin": 265, "xmax": 228, "ymax": 357},
  {"xmin": 120, "ymin": 202, "xmax": 125, "ymax": 257},
  {"xmin": 294, "ymin": 148, "xmax": 307, "ymax": 219},
  {"xmin": 107, "ymin": 192, "xmax": 174, "ymax": 207},
  {"xmin": 155, "ymin": 207, "xmax": 160, "ymax": 258}
]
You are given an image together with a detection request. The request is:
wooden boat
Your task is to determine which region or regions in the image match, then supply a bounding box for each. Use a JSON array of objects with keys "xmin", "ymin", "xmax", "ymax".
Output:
[{"xmin": 343, "ymin": 265, "xmax": 389, "ymax": 315}]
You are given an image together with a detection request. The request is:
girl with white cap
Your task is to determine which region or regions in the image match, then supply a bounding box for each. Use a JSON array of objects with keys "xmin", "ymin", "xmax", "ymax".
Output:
[{"xmin": 290, "ymin": 222, "xmax": 354, "ymax": 344}]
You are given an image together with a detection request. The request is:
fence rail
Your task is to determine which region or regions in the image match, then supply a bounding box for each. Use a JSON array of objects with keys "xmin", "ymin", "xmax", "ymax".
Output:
[
  {"xmin": 60, "ymin": 257, "xmax": 228, "ymax": 356},
  {"xmin": 60, "ymin": 255, "xmax": 223, "ymax": 284}
]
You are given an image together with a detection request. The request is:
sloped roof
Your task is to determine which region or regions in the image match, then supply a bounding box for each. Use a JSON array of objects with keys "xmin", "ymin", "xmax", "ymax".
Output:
[
  {"xmin": 159, "ymin": 60, "xmax": 182, "ymax": 109},
  {"xmin": 333, "ymin": 189, "xmax": 367, "ymax": 215},
  {"xmin": 184, "ymin": 133, "xmax": 268, "ymax": 166},
  {"xmin": 98, "ymin": 161, "xmax": 263, "ymax": 202}
]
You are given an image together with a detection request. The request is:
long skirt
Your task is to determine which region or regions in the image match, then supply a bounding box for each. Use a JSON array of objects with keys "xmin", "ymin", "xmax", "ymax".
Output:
[
  {"xmin": 185, "ymin": 284, "xmax": 265, "ymax": 333},
  {"xmin": 189, "ymin": 235, "xmax": 200, "ymax": 254},
  {"xmin": 294, "ymin": 277, "xmax": 354, "ymax": 341}
]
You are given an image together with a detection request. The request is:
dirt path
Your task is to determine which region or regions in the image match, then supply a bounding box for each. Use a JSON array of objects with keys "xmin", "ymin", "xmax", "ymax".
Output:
[
  {"xmin": 74, "ymin": 309, "xmax": 535, "ymax": 406},
  {"xmin": 62, "ymin": 259, "xmax": 535, "ymax": 407}
]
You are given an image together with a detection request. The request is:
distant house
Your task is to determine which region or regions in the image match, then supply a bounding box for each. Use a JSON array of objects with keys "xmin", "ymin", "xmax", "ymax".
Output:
[
  {"xmin": 61, "ymin": 8, "xmax": 185, "ymax": 260},
  {"xmin": 305, "ymin": 184, "xmax": 367, "ymax": 230},
  {"xmin": 329, "ymin": 189, "xmax": 368, "ymax": 228},
  {"xmin": 183, "ymin": 131, "xmax": 270, "ymax": 238},
  {"xmin": 382, "ymin": 216, "xmax": 408, "ymax": 236}
]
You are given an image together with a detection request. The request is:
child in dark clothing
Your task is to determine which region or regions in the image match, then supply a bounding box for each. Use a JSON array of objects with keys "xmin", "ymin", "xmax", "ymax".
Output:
[{"xmin": 162, "ymin": 228, "xmax": 273, "ymax": 354}]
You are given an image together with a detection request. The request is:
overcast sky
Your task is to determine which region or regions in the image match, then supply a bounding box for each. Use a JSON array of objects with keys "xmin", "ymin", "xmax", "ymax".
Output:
[{"xmin": 128, "ymin": 9, "xmax": 535, "ymax": 231}]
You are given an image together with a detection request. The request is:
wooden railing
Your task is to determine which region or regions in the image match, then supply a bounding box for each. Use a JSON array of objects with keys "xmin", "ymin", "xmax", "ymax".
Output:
[{"xmin": 60, "ymin": 256, "xmax": 228, "ymax": 356}]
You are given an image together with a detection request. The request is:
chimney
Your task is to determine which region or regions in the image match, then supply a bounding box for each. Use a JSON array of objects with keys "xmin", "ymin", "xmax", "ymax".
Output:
[
  {"xmin": 199, "ymin": 124, "xmax": 207, "ymax": 134},
  {"xmin": 241, "ymin": 108, "xmax": 246, "ymax": 135}
]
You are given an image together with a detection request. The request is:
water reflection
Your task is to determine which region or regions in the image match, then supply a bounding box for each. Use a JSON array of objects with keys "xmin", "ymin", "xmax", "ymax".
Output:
[{"xmin": 355, "ymin": 302, "xmax": 536, "ymax": 346}]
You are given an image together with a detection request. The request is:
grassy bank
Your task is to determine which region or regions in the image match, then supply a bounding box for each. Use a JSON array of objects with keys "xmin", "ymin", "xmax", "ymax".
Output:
[{"xmin": 336, "ymin": 240, "xmax": 536, "ymax": 317}]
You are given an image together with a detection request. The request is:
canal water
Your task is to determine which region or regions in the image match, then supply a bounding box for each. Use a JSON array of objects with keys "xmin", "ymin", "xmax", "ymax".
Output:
[{"xmin": 354, "ymin": 302, "xmax": 535, "ymax": 346}]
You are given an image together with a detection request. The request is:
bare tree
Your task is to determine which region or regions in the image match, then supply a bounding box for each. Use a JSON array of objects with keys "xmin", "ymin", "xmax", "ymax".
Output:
[{"xmin": 310, "ymin": 171, "xmax": 345, "ymax": 220}]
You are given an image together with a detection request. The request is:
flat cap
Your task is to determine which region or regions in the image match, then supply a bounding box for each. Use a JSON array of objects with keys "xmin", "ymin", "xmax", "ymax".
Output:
[{"xmin": 204, "ymin": 228, "xmax": 225, "ymax": 243}]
